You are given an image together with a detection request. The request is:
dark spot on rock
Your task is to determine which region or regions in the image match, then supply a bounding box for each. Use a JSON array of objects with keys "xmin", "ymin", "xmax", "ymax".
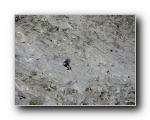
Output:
[
  {"xmin": 110, "ymin": 49, "xmax": 113, "ymax": 52},
  {"xmin": 15, "ymin": 54, "xmax": 19, "ymax": 58},
  {"xmin": 126, "ymin": 102, "xmax": 135, "ymax": 105},
  {"xmin": 85, "ymin": 87, "xmax": 92, "ymax": 91},
  {"xmin": 83, "ymin": 102, "xmax": 88, "ymax": 105},
  {"xmin": 107, "ymin": 70, "xmax": 109, "ymax": 74},
  {"xmin": 128, "ymin": 76, "xmax": 130, "ymax": 78},
  {"xmin": 29, "ymin": 76, "xmax": 32, "ymax": 79},
  {"xmin": 47, "ymin": 88, "xmax": 51, "ymax": 92},
  {"xmin": 20, "ymin": 96, "xmax": 26, "ymax": 99},
  {"xmin": 56, "ymin": 28, "xmax": 59, "ymax": 31},
  {"xmin": 64, "ymin": 15, "xmax": 69, "ymax": 18},
  {"xmin": 51, "ymin": 86, "xmax": 57, "ymax": 90},
  {"xmin": 31, "ymin": 70, "xmax": 37, "ymax": 76},
  {"xmin": 115, "ymin": 23, "xmax": 119, "ymax": 28},
  {"xmin": 15, "ymin": 16, "xmax": 20, "ymax": 22}
]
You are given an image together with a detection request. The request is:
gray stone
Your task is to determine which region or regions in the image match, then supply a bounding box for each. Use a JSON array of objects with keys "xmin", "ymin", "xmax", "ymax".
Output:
[{"xmin": 15, "ymin": 15, "xmax": 135, "ymax": 105}]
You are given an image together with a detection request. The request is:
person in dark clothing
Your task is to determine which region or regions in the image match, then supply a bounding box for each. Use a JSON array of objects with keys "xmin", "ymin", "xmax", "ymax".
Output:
[{"xmin": 63, "ymin": 58, "xmax": 72, "ymax": 70}]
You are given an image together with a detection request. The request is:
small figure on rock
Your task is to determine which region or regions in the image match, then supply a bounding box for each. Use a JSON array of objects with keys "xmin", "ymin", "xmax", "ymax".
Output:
[{"xmin": 63, "ymin": 58, "xmax": 72, "ymax": 70}]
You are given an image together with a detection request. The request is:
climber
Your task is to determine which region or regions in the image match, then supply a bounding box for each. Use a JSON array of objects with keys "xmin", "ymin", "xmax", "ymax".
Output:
[{"xmin": 63, "ymin": 58, "xmax": 72, "ymax": 70}]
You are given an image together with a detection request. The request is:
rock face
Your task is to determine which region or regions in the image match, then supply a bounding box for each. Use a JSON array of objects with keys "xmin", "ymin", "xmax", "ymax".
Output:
[{"xmin": 15, "ymin": 15, "xmax": 135, "ymax": 105}]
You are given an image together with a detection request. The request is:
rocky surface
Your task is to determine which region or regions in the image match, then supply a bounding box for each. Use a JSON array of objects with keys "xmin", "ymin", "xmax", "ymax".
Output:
[{"xmin": 15, "ymin": 15, "xmax": 135, "ymax": 105}]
